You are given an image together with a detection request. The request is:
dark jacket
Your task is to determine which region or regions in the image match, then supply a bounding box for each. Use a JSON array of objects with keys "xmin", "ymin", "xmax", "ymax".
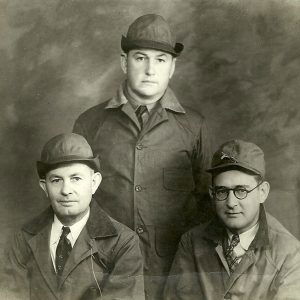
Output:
[
  {"xmin": 5, "ymin": 201, "xmax": 145, "ymax": 300},
  {"xmin": 73, "ymin": 85, "xmax": 212, "ymax": 299},
  {"xmin": 164, "ymin": 206, "xmax": 300, "ymax": 300}
]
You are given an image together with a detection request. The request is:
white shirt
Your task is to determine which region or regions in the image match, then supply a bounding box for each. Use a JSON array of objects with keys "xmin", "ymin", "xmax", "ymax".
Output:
[
  {"xmin": 49, "ymin": 209, "xmax": 90, "ymax": 271},
  {"xmin": 226, "ymin": 222, "xmax": 259, "ymax": 261}
]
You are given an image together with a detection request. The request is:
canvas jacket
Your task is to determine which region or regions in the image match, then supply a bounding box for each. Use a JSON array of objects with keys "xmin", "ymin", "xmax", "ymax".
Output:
[
  {"xmin": 5, "ymin": 201, "xmax": 145, "ymax": 300},
  {"xmin": 164, "ymin": 206, "xmax": 300, "ymax": 300},
  {"xmin": 73, "ymin": 85, "xmax": 212, "ymax": 298}
]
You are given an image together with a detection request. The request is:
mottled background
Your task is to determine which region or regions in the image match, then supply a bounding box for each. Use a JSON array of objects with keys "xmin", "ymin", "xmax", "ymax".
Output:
[{"xmin": 0, "ymin": 0, "xmax": 299, "ymax": 270}]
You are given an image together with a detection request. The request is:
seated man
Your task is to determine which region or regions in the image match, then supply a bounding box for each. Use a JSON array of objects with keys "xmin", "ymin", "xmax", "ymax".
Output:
[
  {"xmin": 164, "ymin": 139, "xmax": 300, "ymax": 300},
  {"xmin": 5, "ymin": 133, "xmax": 145, "ymax": 300}
]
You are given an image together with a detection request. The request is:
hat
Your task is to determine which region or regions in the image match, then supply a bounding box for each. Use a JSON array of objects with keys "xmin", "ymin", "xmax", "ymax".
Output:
[
  {"xmin": 37, "ymin": 133, "xmax": 100, "ymax": 178},
  {"xmin": 121, "ymin": 14, "xmax": 184, "ymax": 56},
  {"xmin": 207, "ymin": 139, "xmax": 265, "ymax": 178}
]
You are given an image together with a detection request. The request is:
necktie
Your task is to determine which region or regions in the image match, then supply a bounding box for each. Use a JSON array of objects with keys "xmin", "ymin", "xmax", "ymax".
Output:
[
  {"xmin": 224, "ymin": 233, "xmax": 240, "ymax": 273},
  {"xmin": 56, "ymin": 226, "xmax": 72, "ymax": 276},
  {"xmin": 135, "ymin": 105, "xmax": 148, "ymax": 129}
]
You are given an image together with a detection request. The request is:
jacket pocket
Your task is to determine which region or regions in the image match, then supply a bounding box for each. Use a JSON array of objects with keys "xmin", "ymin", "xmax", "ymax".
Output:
[
  {"xmin": 163, "ymin": 168, "xmax": 195, "ymax": 192},
  {"xmin": 155, "ymin": 226, "xmax": 182, "ymax": 258}
]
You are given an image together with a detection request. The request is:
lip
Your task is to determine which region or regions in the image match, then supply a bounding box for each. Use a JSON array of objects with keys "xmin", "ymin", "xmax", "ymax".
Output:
[
  {"xmin": 142, "ymin": 80, "xmax": 157, "ymax": 85},
  {"xmin": 58, "ymin": 200, "xmax": 77, "ymax": 206},
  {"xmin": 225, "ymin": 212, "xmax": 241, "ymax": 217}
]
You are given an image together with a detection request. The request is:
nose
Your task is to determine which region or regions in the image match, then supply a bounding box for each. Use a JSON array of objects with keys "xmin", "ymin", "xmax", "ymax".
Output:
[
  {"xmin": 61, "ymin": 181, "xmax": 72, "ymax": 195},
  {"xmin": 226, "ymin": 191, "xmax": 238, "ymax": 208},
  {"xmin": 145, "ymin": 59, "xmax": 155, "ymax": 76}
]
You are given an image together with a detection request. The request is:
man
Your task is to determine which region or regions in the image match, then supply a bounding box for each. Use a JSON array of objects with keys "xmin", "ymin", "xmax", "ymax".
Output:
[
  {"xmin": 5, "ymin": 133, "xmax": 144, "ymax": 300},
  {"xmin": 73, "ymin": 14, "xmax": 211, "ymax": 299},
  {"xmin": 164, "ymin": 139, "xmax": 300, "ymax": 299}
]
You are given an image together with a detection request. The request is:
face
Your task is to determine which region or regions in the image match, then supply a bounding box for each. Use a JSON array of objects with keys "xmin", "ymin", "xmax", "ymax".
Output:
[
  {"xmin": 39, "ymin": 162, "xmax": 101, "ymax": 226},
  {"xmin": 210, "ymin": 170, "xmax": 269, "ymax": 234},
  {"xmin": 121, "ymin": 48, "xmax": 176, "ymax": 105}
]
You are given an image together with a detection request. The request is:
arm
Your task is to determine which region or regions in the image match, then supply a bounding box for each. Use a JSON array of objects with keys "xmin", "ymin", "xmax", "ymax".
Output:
[
  {"xmin": 102, "ymin": 233, "xmax": 145, "ymax": 300},
  {"xmin": 2, "ymin": 231, "xmax": 31, "ymax": 300},
  {"xmin": 273, "ymin": 247, "xmax": 300, "ymax": 300},
  {"xmin": 191, "ymin": 117, "xmax": 214, "ymax": 223},
  {"xmin": 164, "ymin": 233, "xmax": 202, "ymax": 300}
]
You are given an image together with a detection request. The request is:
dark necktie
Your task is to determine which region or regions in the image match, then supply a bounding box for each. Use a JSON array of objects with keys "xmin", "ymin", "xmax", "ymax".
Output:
[
  {"xmin": 135, "ymin": 105, "xmax": 148, "ymax": 129},
  {"xmin": 56, "ymin": 226, "xmax": 72, "ymax": 276},
  {"xmin": 223, "ymin": 233, "xmax": 240, "ymax": 273}
]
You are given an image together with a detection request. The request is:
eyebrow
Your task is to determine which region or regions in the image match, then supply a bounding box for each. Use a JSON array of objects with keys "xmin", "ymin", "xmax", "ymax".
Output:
[
  {"xmin": 214, "ymin": 184, "xmax": 252, "ymax": 189},
  {"xmin": 132, "ymin": 51, "xmax": 168, "ymax": 58},
  {"xmin": 48, "ymin": 172, "xmax": 83, "ymax": 179}
]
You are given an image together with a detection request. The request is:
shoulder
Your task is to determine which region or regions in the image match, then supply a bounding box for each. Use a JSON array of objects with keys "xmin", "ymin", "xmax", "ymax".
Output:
[
  {"xmin": 179, "ymin": 222, "xmax": 211, "ymax": 250},
  {"xmin": 267, "ymin": 212, "xmax": 300, "ymax": 253},
  {"xmin": 75, "ymin": 100, "xmax": 111, "ymax": 124}
]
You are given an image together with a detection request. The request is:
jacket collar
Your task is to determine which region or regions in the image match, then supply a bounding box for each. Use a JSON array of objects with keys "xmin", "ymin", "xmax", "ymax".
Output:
[
  {"xmin": 105, "ymin": 81, "xmax": 186, "ymax": 114},
  {"xmin": 22, "ymin": 200, "xmax": 117, "ymax": 238},
  {"xmin": 203, "ymin": 205, "xmax": 270, "ymax": 249}
]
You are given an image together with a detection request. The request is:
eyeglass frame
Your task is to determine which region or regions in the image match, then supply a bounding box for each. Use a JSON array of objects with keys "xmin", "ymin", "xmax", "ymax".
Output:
[{"xmin": 210, "ymin": 181, "xmax": 264, "ymax": 201}]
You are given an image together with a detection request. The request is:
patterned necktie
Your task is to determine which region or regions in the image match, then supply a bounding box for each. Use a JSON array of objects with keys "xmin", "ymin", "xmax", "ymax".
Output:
[
  {"xmin": 224, "ymin": 233, "xmax": 240, "ymax": 273},
  {"xmin": 56, "ymin": 226, "xmax": 72, "ymax": 276},
  {"xmin": 135, "ymin": 105, "xmax": 148, "ymax": 129}
]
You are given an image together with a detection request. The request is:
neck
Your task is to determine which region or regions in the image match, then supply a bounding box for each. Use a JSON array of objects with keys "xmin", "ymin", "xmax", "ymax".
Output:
[
  {"xmin": 125, "ymin": 84, "xmax": 164, "ymax": 106},
  {"xmin": 56, "ymin": 209, "xmax": 89, "ymax": 227}
]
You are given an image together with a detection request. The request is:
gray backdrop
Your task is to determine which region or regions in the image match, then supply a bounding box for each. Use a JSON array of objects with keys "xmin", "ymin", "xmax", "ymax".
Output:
[{"xmin": 1, "ymin": 0, "xmax": 299, "ymax": 270}]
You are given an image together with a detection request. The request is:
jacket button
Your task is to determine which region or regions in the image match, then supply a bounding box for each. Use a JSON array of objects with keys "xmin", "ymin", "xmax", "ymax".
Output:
[
  {"xmin": 136, "ymin": 226, "xmax": 144, "ymax": 234},
  {"xmin": 135, "ymin": 185, "xmax": 142, "ymax": 192},
  {"xmin": 136, "ymin": 143, "xmax": 143, "ymax": 150}
]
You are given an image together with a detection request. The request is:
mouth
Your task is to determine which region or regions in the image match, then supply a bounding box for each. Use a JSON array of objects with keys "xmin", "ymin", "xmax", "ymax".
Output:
[
  {"xmin": 142, "ymin": 80, "xmax": 157, "ymax": 85},
  {"xmin": 225, "ymin": 212, "xmax": 241, "ymax": 218},
  {"xmin": 58, "ymin": 200, "xmax": 77, "ymax": 206}
]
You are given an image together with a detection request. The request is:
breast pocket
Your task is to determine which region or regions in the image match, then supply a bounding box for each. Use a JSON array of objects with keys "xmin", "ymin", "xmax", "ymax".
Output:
[{"xmin": 163, "ymin": 168, "xmax": 195, "ymax": 192}]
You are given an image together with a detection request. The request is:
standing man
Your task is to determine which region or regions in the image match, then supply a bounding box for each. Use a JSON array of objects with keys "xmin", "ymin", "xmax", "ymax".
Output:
[
  {"xmin": 73, "ymin": 14, "xmax": 212, "ymax": 299},
  {"xmin": 5, "ymin": 133, "xmax": 144, "ymax": 300},
  {"xmin": 164, "ymin": 140, "xmax": 300, "ymax": 300}
]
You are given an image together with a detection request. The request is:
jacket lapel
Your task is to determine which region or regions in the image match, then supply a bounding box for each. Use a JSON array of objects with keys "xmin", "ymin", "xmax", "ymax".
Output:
[
  {"xmin": 27, "ymin": 223, "xmax": 58, "ymax": 297},
  {"xmin": 225, "ymin": 250, "xmax": 256, "ymax": 292},
  {"xmin": 58, "ymin": 227, "xmax": 96, "ymax": 287}
]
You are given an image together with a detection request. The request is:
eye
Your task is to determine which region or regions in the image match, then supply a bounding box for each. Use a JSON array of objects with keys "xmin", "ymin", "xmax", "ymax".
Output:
[
  {"xmin": 157, "ymin": 58, "xmax": 166, "ymax": 63},
  {"xmin": 50, "ymin": 178, "xmax": 61, "ymax": 183},
  {"xmin": 71, "ymin": 176, "xmax": 82, "ymax": 182},
  {"xmin": 234, "ymin": 187, "xmax": 247, "ymax": 197},
  {"xmin": 136, "ymin": 56, "xmax": 145, "ymax": 61}
]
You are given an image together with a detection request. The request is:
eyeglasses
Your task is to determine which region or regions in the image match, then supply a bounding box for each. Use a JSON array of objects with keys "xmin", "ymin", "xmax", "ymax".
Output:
[{"xmin": 211, "ymin": 181, "xmax": 263, "ymax": 201}]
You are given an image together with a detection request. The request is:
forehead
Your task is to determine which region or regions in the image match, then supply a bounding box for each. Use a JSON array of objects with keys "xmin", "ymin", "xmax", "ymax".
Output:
[
  {"xmin": 213, "ymin": 170, "xmax": 257, "ymax": 186},
  {"xmin": 129, "ymin": 48, "xmax": 172, "ymax": 58},
  {"xmin": 46, "ymin": 162, "xmax": 93, "ymax": 177}
]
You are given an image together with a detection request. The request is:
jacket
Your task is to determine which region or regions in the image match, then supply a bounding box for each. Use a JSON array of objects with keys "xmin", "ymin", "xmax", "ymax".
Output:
[
  {"xmin": 73, "ymin": 85, "xmax": 212, "ymax": 299},
  {"xmin": 164, "ymin": 206, "xmax": 300, "ymax": 300},
  {"xmin": 5, "ymin": 201, "xmax": 145, "ymax": 300}
]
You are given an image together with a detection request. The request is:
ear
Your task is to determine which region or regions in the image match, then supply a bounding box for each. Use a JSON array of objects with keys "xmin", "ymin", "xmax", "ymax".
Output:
[
  {"xmin": 120, "ymin": 53, "xmax": 128, "ymax": 74},
  {"xmin": 39, "ymin": 179, "xmax": 48, "ymax": 197},
  {"xmin": 258, "ymin": 181, "xmax": 270, "ymax": 204},
  {"xmin": 169, "ymin": 57, "xmax": 176, "ymax": 79},
  {"xmin": 91, "ymin": 172, "xmax": 102, "ymax": 194}
]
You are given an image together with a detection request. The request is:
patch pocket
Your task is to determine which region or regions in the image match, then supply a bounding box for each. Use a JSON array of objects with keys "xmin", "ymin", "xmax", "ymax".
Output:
[
  {"xmin": 155, "ymin": 226, "xmax": 182, "ymax": 258},
  {"xmin": 163, "ymin": 168, "xmax": 195, "ymax": 192}
]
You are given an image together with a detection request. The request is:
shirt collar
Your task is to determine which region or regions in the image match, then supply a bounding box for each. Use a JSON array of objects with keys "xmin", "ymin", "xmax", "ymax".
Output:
[
  {"xmin": 226, "ymin": 222, "xmax": 259, "ymax": 251},
  {"xmin": 105, "ymin": 81, "xmax": 185, "ymax": 114},
  {"xmin": 50, "ymin": 209, "xmax": 90, "ymax": 247}
]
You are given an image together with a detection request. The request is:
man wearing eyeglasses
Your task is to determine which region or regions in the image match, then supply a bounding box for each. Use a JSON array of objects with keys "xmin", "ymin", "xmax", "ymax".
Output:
[{"xmin": 164, "ymin": 139, "xmax": 300, "ymax": 300}]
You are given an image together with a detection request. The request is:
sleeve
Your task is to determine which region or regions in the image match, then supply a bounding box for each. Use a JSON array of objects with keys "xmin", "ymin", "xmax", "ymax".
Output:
[
  {"xmin": 273, "ymin": 245, "xmax": 300, "ymax": 300},
  {"xmin": 191, "ymin": 117, "xmax": 214, "ymax": 223},
  {"xmin": 101, "ymin": 233, "xmax": 145, "ymax": 300},
  {"xmin": 1, "ymin": 231, "xmax": 31, "ymax": 300},
  {"xmin": 164, "ymin": 233, "xmax": 202, "ymax": 300}
]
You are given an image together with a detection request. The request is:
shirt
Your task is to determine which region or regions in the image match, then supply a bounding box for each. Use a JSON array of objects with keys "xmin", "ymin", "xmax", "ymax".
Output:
[
  {"xmin": 226, "ymin": 223, "xmax": 259, "ymax": 262},
  {"xmin": 49, "ymin": 209, "xmax": 90, "ymax": 271}
]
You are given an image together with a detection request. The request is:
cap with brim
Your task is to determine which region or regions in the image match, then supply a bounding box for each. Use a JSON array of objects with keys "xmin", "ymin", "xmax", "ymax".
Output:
[
  {"xmin": 206, "ymin": 139, "xmax": 265, "ymax": 178},
  {"xmin": 37, "ymin": 133, "xmax": 100, "ymax": 178},
  {"xmin": 121, "ymin": 14, "xmax": 184, "ymax": 57}
]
